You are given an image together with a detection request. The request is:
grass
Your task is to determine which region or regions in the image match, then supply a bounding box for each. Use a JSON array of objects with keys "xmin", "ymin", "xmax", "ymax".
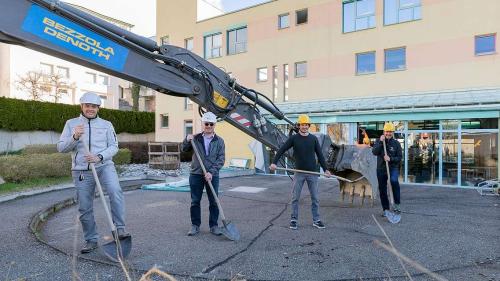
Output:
[{"xmin": 0, "ymin": 176, "xmax": 72, "ymax": 195}]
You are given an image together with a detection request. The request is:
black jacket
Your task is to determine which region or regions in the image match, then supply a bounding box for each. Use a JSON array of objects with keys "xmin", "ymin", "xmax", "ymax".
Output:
[{"xmin": 372, "ymin": 138, "xmax": 402, "ymax": 171}]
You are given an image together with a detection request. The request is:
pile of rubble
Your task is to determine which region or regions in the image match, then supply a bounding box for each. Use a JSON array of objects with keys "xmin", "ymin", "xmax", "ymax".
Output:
[{"xmin": 118, "ymin": 162, "xmax": 191, "ymax": 179}]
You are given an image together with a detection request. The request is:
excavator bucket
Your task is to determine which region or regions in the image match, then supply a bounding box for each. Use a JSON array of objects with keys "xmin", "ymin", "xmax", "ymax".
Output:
[{"xmin": 316, "ymin": 134, "xmax": 379, "ymax": 206}]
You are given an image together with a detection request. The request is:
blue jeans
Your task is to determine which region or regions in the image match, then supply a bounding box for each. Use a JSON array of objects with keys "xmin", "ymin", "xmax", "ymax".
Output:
[
  {"xmin": 377, "ymin": 167, "xmax": 401, "ymax": 211},
  {"xmin": 72, "ymin": 164, "xmax": 125, "ymax": 242},
  {"xmin": 189, "ymin": 174, "xmax": 219, "ymax": 228},
  {"xmin": 291, "ymin": 173, "xmax": 320, "ymax": 222}
]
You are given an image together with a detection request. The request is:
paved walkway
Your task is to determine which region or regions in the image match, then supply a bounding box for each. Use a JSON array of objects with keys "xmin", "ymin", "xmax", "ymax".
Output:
[{"xmin": 0, "ymin": 175, "xmax": 499, "ymax": 280}]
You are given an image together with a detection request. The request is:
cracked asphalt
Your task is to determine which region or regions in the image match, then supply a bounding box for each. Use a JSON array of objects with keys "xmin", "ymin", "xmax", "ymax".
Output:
[{"xmin": 1, "ymin": 175, "xmax": 499, "ymax": 280}]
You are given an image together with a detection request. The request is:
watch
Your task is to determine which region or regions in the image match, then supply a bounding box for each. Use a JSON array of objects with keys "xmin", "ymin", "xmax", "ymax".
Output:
[{"xmin": 97, "ymin": 154, "xmax": 104, "ymax": 162}]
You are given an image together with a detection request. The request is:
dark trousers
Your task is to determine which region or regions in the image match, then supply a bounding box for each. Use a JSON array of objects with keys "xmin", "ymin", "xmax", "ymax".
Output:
[
  {"xmin": 189, "ymin": 174, "xmax": 219, "ymax": 227},
  {"xmin": 377, "ymin": 167, "xmax": 401, "ymax": 211}
]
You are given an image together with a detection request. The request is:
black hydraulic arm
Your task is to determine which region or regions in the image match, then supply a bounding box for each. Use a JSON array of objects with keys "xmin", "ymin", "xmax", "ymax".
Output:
[{"xmin": 0, "ymin": 0, "xmax": 295, "ymax": 152}]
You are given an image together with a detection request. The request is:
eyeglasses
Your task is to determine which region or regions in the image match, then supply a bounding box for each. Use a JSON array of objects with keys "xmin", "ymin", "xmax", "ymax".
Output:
[{"xmin": 204, "ymin": 122, "xmax": 214, "ymax": 127}]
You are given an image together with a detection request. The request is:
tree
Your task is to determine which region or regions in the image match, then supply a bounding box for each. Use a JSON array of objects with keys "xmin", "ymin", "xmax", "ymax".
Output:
[
  {"xmin": 131, "ymin": 82, "xmax": 141, "ymax": 111},
  {"xmin": 47, "ymin": 73, "xmax": 75, "ymax": 103},
  {"xmin": 15, "ymin": 71, "xmax": 44, "ymax": 101}
]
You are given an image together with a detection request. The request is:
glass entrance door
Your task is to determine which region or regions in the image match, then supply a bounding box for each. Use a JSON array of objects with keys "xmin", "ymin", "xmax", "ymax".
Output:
[{"xmin": 407, "ymin": 132, "xmax": 439, "ymax": 184}]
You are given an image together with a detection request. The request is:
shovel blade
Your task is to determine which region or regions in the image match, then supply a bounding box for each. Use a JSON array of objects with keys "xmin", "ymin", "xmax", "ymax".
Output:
[
  {"xmin": 222, "ymin": 220, "xmax": 240, "ymax": 241},
  {"xmin": 386, "ymin": 211, "xmax": 401, "ymax": 224},
  {"xmin": 100, "ymin": 236, "xmax": 132, "ymax": 262}
]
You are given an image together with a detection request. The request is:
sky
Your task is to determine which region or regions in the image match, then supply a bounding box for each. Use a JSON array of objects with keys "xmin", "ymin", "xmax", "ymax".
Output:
[{"xmin": 63, "ymin": 0, "xmax": 270, "ymax": 37}]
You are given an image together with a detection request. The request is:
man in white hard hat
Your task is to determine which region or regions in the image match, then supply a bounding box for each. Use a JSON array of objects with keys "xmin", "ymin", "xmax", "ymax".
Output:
[
  {"xmin": 181, "ymin": 112, "xmax": 226, "ymax": 236},
  {"xmin": 57, "ymin": 92, "xmax": 129, "ymax": 254}
]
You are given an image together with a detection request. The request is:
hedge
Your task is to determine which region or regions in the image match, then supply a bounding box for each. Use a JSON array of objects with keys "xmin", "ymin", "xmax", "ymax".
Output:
[
  {"xmin": 0, "ymin": 97, "xmax": 154, "ymax": 134},
  {"xmin": 0, "ymin": 149, "xmax": 131, "ymax": 182},
  {"xmin": 22, "ymin": 144, "xmax": 59, "ymax": 155}
]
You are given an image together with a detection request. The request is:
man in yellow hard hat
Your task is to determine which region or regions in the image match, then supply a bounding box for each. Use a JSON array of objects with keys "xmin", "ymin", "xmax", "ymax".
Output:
[
  {"xmin": 269, "ymin": 114, "xmax": 331, "ymax": 230},
  {"xmin": 372, "ymin": 122, "xmax": 402, "ymax": 216}
]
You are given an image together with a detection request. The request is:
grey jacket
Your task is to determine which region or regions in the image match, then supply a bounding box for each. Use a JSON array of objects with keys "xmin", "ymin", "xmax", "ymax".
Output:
[
  {"xmin": 181, "ymin": 133, "xmax": 225, "ymax": 176},
  {"xmin": 57, "ymin": 114, "xmax": 119, "ymax": 171}
]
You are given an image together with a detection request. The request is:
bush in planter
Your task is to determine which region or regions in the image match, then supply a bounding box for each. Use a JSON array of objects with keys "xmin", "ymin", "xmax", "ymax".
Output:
[
  {"xmin": 118, "ymin": 142, "xmax": 148, "ymax": 164},
  {"xmin": 22, "ymin": 144, "xmax": 58, "ymax": 154},
  {"xmin": 0, "ymin": 149, "xmax": 131, "ymax": 183}
]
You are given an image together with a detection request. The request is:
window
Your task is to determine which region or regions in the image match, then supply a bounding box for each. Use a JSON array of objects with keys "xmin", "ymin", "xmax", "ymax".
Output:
[
  {"xmin": 84, "ymin": 72, "xmax": 97, "ymax": 84},
  {"xmin": 295, "ymin": 61, "xmax": 307, "ymax": 77},
  {"xmin": 99, "ymin": 95, "xmax": 107, "ymax": 107},
  {"xmin": 227, "ymin": 27, "xmax": 247, "ymax": 55},
  {"xmin": 475, "ymin": 34, "xmax": 496, "ymax": 55},
  {"xmin": 185, "ymin": 37, "xmax": 193, "ymax": 51},
  {"xmin": 40, "ymin": 63, "xmax": 53, "ymax": 75},
  {"xmin": 296, "ymin": 9, "xmax": 308, "ymax": 25},
  {"xmin": 160, "ymin": 114, "xmax": 169, "ymax": 128},
  {"xmin": 184, "ymin": 97, "xmax": 193, "ymax": 110},
  {"xmin": 257, "ymin": 67, "xmax": 268, "ymax": 82},
  {"xmin": 204, "ymin": 33, "xmax": 222, "ymax": 59},
  {"xmin": 97, "ymin": 75, "xmax": 109, "ymax": 86},
  {"xmin": 278, "ymin": 13, "xmax": 290, "ymax": 29},
  {"xmin": 385, "ymin": 47, "xmax": 406, "ymax": 71},
  {"xmin": 160, "ymin": 35, "xmax": 169, "ymax": 45},
  {"xmin": 56, "ymin": 66, "xmax": 69, "ymax": 78},
  {"xmin": 184, "ymin": 120, "xmax": 193, "ymax": 136},
  {"xmin": 272, "ymin": 65, "xmax": 278, "ymax": 102},
  {"xmin": 119, "ymin": 86, "xmax": 125, "ymax": 99},
  {"xmin": 343, "ymin": 0, "xmax": 376, "ymax": 33},
  {"xmin": 283, "ymin": 64, "xmax": 289, "ymax": 101},
  {"xmin": 384, "ymin": 0, "xmax": 421, "ymax": 25},
  {"xmin": 356, "ymin": 51, "xmax": 376, "ymax": 74}
]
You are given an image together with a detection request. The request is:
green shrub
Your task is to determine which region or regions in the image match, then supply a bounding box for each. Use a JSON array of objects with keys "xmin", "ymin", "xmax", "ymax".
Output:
[
  {"xmin": 0, "ymin": 97, "xmax": 154, "ymax": 134},
  {"xmin": 0, "ymin": 149, "xmax": 131, "ymax": 183},
  {"xmin": 113, "ymin": 148, "xmax": 131, "ymax": 165},
  {"xmin": 119, "ymin": 142, "xmax": 148, "ymax": 163},
  {"xmin": 0, "ymin": 153, "xmax": 72, "ymax": 183},
  {"xmin": 22, "ymin": 144, "xmax": 58, "ymax": 154}
]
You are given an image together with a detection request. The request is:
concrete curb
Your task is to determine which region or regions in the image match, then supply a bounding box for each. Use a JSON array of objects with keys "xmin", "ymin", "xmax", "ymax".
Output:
[{"xmin": 0, "ymin": 176, "xmax": 146, "ymax": 204}]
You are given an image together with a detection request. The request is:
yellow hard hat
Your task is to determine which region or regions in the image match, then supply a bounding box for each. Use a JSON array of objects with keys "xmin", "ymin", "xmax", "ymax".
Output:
[
  {"xmin": 383, "ymin": 122, "xmax": 395, "ymax": 132},
  {"xmin": 297, "ymin": 114, "xmax": 310, "ymax": 124}
]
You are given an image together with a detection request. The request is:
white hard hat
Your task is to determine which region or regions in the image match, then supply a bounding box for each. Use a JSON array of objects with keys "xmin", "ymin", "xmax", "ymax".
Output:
[
  {"xmin": 79, "ymin": 92, "xmax": 102, "ymax": 106},
  {"xmin": 201, "ymin": 112, "xmax": 217, "ymax": 123}
]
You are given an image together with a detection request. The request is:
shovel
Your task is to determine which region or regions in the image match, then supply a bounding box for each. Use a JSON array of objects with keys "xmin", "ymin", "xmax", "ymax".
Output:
[
  {"xmin": 190, "ymin": 139, "xmax": 240, "ymax": 241},
  {"xmin": 274, "ymin": 167, "xmax": 365, "ymax": 183},
  {"xmin": 382, "ymin": 139, "xmax": 401, "ymax": 224},
  {"xmin": 82, "ymin": 140, "xmax": 132, "ymax": 262}
]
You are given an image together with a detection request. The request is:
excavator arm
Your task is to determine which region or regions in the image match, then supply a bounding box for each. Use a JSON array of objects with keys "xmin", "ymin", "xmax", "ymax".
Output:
[{"xmin": 0, "ymin": 0, "xmax": 378, "ymax": 194}]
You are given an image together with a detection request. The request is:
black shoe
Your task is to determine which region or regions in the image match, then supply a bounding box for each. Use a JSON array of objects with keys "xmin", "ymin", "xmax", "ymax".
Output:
[
  {"xmin": 289, "ymin": 220, "xmax": 298, "ymax": 230},
  {"xmin": 81, "ymin": 241, "xmax": 98, "ymax": 254},
  {"xmin": 393, "ymin": 204, "xmax": 401, "ymax": 214},
  {"xmin": 313, "ymin": 220, "xmax": 325, "ymax": 229},
  {"xmin": 187, "ymin": 225, "xmax": 200, "ymax": 236},
  {"xmin": 210, "ymin": 226, "xmax": 222, "ymax": 236},
  {"xmin": 117, "ymin": 228, "xmax": 131, "ymax": 239}
]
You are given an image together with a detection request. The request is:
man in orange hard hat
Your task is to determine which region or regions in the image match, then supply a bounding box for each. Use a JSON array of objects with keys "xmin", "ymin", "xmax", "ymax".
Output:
[
  {"xmin": 269, "ymin": 114, "xmax": 331, "ymax": 230},
  {"xmin": 372, "ymin": 122, "xmax": 402, "ymax": 216}
]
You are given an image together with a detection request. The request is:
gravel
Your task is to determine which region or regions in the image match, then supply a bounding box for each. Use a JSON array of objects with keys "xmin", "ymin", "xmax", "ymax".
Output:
[{"xmin": 117, "ymin": 162, "xmax": 191, "ymax": 178}]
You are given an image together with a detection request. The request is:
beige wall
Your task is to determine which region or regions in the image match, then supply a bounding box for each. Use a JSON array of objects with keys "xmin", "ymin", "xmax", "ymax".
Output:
[{"xmin": 156, "ymin": 0, "xmax": 500, "ymax": 166}]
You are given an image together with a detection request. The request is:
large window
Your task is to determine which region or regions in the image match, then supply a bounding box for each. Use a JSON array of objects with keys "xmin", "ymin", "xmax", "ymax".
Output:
[
  {"xmin": 384, "ymin": 0, "xmax": 421, "ymax": 25},
  {"xmin": 184, "ymin": 97, "xmax": 193, "ymax": 110},
  {"xmin": 295, "ymin": 61, "xmax": 307, "ymax": 78},
  {"xmin": 257, "ymin": 67, "xmax": 268, "ymax": 82},
  {"xmin": 40, "ymin": 63, "xmax": 53, "ymax": 75},
  {"xmin": 356, "ymin": 51, "xmax": 376, "ymax": 74},
  {"xmin": 384, "ymin": 47, "xmax": 406, "ymax": 71},
  {"xmin": 227, "ymin": 27, "xmax": 247, "ymax": 55},
  {"xmin": 204, "ymin": 33, "xmax": 222, "ymax": 59},
  {"xmin": 278, "ymin": 13, "xmax": 290, "ymax": 29},
  {"xmin": 296, "ymin": 9, "xmax": 308, "ymax": 25},
  {"xmin": 84, "ymin": 72, "xmax": 97, "ymax": 84},
  {"xmin": 272, "ymin": 65, "xmax": 278, "ymax": 102},
  {"xmin": 97, "ymin": 75, "xmax": 109, "ymax": 86},
  {"xmin": 184, "ymin": 37, "xmax": 193, "ymax": 51},
  {"xmin": 343, "ymin": 0, "xmax": 376, "ymax": 33},
  {"xmin": 475, "ymin": 34, "xmax": 496, "ymax": 55},
  {"xmin": 56, "ymin": 66, "xmax": 70, "ymax": 78}
]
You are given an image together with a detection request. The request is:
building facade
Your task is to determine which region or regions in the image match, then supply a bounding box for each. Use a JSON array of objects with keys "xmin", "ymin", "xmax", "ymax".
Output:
[{"xmin": 155, "ymin": 0, "xmax": 500, "ymax": 188}]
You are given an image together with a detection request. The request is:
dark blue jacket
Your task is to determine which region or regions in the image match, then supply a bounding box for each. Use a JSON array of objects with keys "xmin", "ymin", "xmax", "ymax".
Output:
[{"xmin": 372, "ymin": 138, "xmax": 402, "ymax": 171}]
